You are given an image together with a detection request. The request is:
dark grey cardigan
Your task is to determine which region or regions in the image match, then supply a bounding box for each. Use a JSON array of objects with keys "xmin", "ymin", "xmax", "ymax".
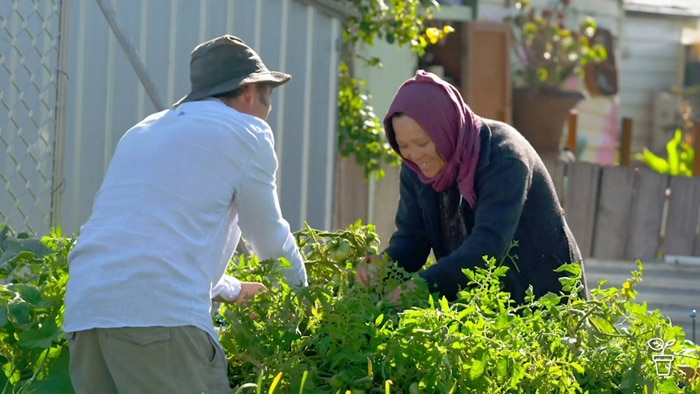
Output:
[{"xmin": 383, "ymin": 118, "xmax": 586, "ymax": 305}]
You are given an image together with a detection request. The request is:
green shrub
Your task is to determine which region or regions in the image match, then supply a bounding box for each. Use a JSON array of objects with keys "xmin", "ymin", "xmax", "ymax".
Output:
[{"xmin": 1, "ymin": 221, "xmax": 699, "ymax": 393}]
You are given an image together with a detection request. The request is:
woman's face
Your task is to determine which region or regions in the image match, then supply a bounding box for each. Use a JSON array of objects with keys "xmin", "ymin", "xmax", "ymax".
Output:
[{"xmin": 392, "ymin": 115, "xmax": 446, "ymax": 178}]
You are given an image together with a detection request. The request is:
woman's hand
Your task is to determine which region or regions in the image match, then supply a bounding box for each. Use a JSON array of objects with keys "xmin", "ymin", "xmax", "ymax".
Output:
[
  {"xmin": 387, "ymin": 279, "xmax": 417, "ymax": 303},
  {"xmin": 355, "ymin": 254, "xmax": 385, "ymax": 285}
]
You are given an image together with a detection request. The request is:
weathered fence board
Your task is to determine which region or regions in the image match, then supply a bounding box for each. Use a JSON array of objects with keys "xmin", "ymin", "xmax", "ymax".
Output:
[
  {"xmin": 664, "ymin": 176, "xmax": 700, "ymax": 256},
  {"xmin": 553, "ymin": 160, "xmax": 567, "ymax": 207},
  {"xmin": 335, "ymin": 157, "xmax": 370, "ymax": 230},
  {"xmin": 564, "ymin": 162, "xmax": 601, "ymax": 258},
  {"xmin": 624, "ymin": 169, "xmax": 668, "ymax": 260},
  {"xmin": 591, "ymin": 166, "xmax": 636, "ymax": 259}
]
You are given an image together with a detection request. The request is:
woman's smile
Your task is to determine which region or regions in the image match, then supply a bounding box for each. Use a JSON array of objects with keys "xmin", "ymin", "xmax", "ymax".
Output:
[{"xmin": 392, "ymin": 115, "xmax": 446, "ymax": 178}]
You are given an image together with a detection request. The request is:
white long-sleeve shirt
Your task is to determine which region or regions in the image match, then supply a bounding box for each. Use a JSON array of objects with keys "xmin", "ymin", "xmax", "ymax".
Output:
[{"xmin": 62, "ymin": 98, "xmax": 307, "ymax": 343}]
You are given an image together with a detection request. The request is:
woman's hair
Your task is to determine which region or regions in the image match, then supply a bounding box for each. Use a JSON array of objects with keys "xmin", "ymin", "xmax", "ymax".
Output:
[{"xmin": 386, "ymin": 112, "xmax": 406, "ymax": 148}]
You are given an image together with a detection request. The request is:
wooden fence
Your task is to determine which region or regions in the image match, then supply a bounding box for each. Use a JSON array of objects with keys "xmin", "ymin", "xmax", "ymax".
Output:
[{"xmin": 544, "ymin": 159, "xmax": 700, "ymax": 260}]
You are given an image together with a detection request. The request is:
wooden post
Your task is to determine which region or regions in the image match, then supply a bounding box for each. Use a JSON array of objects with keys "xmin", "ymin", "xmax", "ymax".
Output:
[
  {"xmin": 620, "ymin": 117, "xmax": 633, "ymax": 167},
  {"xmin": 567, "ymin": 110, "xmax": 578, "ymax": 157},
  {"xmin": 694, "ymin": 121, "xmax": 700, "ymax": 177}
]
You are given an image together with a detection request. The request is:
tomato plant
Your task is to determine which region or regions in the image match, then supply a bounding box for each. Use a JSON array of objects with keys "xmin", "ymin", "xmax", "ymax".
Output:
[
  {"xmin": 1, "ymin": 219, "xmax": 700, "ymax": 393},
  {"xmin": 0, "ymin": 224, "xmax": 74, "ymax": 393}
]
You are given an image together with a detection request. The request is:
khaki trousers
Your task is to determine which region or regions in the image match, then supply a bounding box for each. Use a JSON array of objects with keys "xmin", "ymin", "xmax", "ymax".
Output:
[{"xmin": 67, "ymin": 326, "xmax": 231, "ymax": 394}]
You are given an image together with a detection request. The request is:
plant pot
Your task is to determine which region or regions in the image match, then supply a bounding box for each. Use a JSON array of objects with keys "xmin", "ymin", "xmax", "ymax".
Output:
[
  {"xmin": 511, "ymin": 88, "xmax": 585, "ymax": 161},
  {"xmin": 652, "ymin": 354, "xmax": 675, "ymax": 377}
]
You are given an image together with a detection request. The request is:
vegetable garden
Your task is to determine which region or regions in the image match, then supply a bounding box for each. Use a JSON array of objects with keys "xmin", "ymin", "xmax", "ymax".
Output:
[{"xmin": 1, "ymin": 221, "xmax": 699, "ymax": 393}]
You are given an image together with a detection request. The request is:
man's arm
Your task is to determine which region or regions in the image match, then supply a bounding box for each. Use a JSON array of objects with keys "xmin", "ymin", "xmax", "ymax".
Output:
[{"xmin": 234, "ymin": 128, "xmax": 308, "ymax": 289}]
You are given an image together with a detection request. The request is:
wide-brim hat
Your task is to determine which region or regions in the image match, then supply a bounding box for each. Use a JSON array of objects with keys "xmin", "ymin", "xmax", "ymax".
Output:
[{"xmin": 173, "ymin": 34, "xmax": 291, "ymax": 107}]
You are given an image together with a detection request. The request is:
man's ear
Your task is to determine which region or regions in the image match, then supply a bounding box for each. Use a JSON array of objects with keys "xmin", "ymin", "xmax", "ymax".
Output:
[{"xmin": 241, "ymin": 84, "xmax": 256, "ymax": 103}]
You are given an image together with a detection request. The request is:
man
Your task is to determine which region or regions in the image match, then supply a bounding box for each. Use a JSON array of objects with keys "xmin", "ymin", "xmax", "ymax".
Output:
[{"xmin": 63, "ymin": 34, "xmax": 308, "ymax": 393}]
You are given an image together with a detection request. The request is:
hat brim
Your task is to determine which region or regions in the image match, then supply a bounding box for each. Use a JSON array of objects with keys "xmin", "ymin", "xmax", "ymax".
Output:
[{"xmin": 173, "ymin": 70, "xmax": 291, "ymax": 107}]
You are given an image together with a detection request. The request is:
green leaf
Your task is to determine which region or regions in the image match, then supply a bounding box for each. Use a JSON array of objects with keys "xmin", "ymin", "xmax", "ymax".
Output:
[
  {"xmin": 569, "ymin": 362, "xmax": 585, "ymax": 374},
  {"xmin": 18, "ymin": 319, "xmax": 61, "ymax": 349},
  {"xmin": 0, "ymin": 366, "xmax": 13, "ymax": 394},
  {"xmin": 496, "ymin": 358, "xmax": 508, "ymax": 377},
  {"xmin": 6, "ymin": 283, "xmax": 43, "ymax": 305},
  {"xmin": 656, "ymin": 379, "xmax": 682, "ymax": 393},
  {"xmin": 0, "ymin": 238, "xmax": 52, "ymax": 266},
  {"xmin": 537, "ymin": 293, "xmax": 561, "ymax": 308},
  {"xmin": 375, "ymin": 313, "xmax": 384, "ymax": 325},
  {"xmin": 640, "ymin": 148, "xmax": 669, "ymax": 174},
  {"xmin": 469, "ymin": 352, "xmax": 488, "ymax": 380},
  {"xmin": 21, "ymin": 347, "xmax": 75, "ymax": 394},
  {"xmin": 0, "ymin": 304, "xmax": 7, "ymax": 326},
  {"xmin": 7, "ymin": 301, "xmax": 33, "ymax": 328},
  {"xmin": 666, "ymin": 129, "xmax": 683, "ymax": 175}
]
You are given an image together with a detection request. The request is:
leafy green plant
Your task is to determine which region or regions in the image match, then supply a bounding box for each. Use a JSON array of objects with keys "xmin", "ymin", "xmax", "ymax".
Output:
[
  {"xmin": 337, "ymin": 0, "xmax": 453, "ymax": 180},
  {"xmin": 636, "ymin": 129, "xmax": 695, "ymax": 176},
  {"xmin": 0, "ymin": 224, "xmax": 74, "ymax": 393},
  {"xmin": 217, "ymin": 222, "xmax": 700, "ymax": 393},
  {"xmin": 2, "ymin": 220, "xmax": 700, "ymax": 393}
]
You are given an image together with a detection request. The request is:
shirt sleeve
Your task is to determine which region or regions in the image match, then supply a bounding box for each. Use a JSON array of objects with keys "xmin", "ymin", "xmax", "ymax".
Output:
[
  {"xmin": 212, "ymin": 274, "xmax": 242, "ymax": 301},
  {"xmin": 419, "ymin": 158, "xmax": 531, "ymax": 296},
  {"xmin": 234, "ymin": 126, "xmax": 308, "ymax": 289}
]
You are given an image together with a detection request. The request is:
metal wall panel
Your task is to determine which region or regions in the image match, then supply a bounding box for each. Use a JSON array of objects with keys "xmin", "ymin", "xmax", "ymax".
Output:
[{"xmin": 57, "ymin": 0, "xmax": 341, "ymax": 235}]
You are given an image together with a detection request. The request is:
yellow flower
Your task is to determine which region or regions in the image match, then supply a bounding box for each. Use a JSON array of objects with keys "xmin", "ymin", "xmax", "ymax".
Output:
[{"xmin": 621, "ymin": 281, "xmax": 632, "ymax": 297}]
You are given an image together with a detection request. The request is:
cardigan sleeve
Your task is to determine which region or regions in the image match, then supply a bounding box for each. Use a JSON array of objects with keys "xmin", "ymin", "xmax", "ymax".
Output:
[
  {"xmin": 418, "ymin": 158, "xmax": 531, "ymax": 297},
  {"xmin": 384, "ymin": 163, "xmax": 432, "ymax": 273}
]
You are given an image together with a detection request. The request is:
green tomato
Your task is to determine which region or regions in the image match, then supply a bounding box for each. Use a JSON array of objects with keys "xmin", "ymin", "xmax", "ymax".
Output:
[{"xmin": 329, "ymin": 239, "xmax": 352, "ymax": 261}]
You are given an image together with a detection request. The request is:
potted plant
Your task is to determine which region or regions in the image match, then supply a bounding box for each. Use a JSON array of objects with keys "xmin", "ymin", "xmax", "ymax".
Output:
[{"xmin": 505, "ymin": 0, "xmax": 607, "ymax": 160}]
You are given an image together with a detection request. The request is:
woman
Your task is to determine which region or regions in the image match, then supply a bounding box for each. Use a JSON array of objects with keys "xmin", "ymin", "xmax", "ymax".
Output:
[{"xmin": 356, "ymin": 70, "xmax": 587, "ymax": 305}]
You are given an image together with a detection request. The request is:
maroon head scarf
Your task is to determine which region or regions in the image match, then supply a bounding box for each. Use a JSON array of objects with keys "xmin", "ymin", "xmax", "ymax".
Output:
[{"xmin": 384, "ymin": 70, "xmax": 482, "ymax": 207}]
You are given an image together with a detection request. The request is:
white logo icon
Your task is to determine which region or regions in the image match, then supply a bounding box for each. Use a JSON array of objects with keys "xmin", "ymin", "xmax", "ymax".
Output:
[{"xmin": 647, "ymin": 338, "xmax": 676, "ymax": 377}]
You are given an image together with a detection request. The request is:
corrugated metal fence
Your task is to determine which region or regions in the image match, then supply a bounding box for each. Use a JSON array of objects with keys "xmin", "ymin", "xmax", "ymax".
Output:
[{"xmin": 1, "ymin": 0, "xmax": 345, "ymax": 236}]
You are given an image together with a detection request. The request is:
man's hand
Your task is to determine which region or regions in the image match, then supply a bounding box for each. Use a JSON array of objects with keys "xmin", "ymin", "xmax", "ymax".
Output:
[
  {"xmin": 213, "ymin": 281, "xmax": 268, "ymax": 305},
  {"xmin": 236, "ymin": 282, "xmax": 268, "ymax": 304},
  {"xmin": 355, "ymin": 254, "xmax": 384, "ymax": 285}
]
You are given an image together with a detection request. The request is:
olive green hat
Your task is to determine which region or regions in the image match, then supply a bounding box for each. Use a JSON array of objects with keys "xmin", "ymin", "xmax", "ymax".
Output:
[{"xmin": 174, "ymin": 34, "xmax": 291, "ymax": 106}]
